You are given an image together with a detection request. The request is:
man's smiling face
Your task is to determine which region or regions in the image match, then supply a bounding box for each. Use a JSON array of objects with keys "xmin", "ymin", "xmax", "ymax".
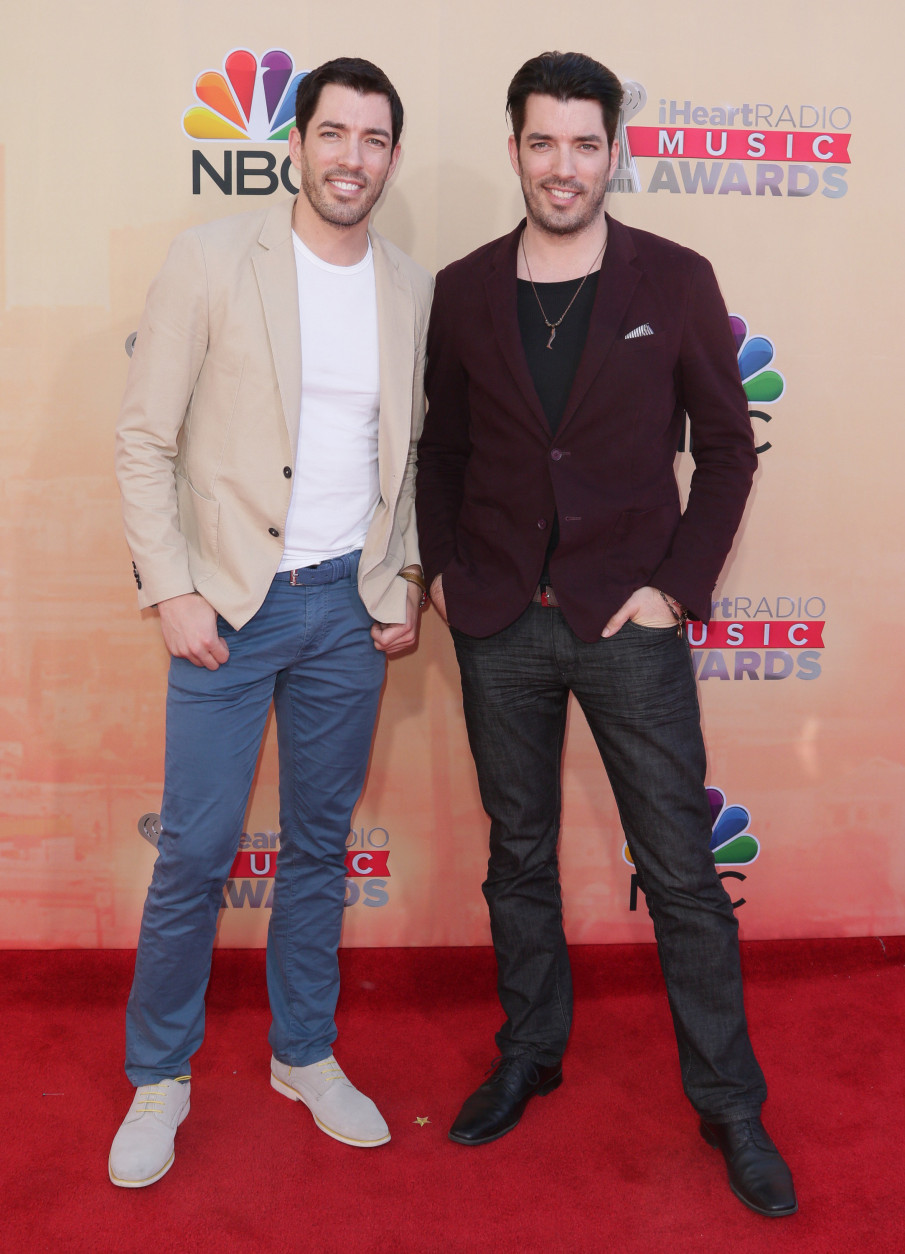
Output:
[
  {"xmin": 509, "ymin": 93, "xmax": 619, "ymax": 237},
  {"xmin": 290, "ymin": 83, "xmax": 400, "ymax": 229}
]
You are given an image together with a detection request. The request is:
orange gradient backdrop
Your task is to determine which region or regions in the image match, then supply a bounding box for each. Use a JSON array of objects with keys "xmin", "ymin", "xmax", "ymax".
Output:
[{"xmin": 1, "ymin": 0, "xmax": 903, "ymax": 947}]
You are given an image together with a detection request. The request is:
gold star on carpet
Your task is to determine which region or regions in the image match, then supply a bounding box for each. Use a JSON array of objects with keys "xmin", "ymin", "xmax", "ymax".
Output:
[{"xmin": 413, "ymin": 1116, "xmax": 431, "ymax": 1126}]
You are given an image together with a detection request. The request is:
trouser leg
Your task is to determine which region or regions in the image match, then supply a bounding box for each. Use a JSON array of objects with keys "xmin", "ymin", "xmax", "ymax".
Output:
[
  {"xmin": 452, "ymin": 608, "xmax": 572, "ymax": 1066},
  {"xmin": 569, "ymin": 619, "xmax": 767, "ymax": 1121},
  {"xmin": 125, "ymin": 636, "xmax": 275, "ymax": 1085},
  {"xmin": 266, "ymin": 571, "xmax": 385, "ymax": 1066}
]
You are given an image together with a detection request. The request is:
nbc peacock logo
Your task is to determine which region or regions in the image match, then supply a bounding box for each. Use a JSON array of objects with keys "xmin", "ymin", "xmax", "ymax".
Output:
[
  {"xmin": 183, "ymin": 48, "xmax": 307, "ymax": 143},
  {"xmin": 730, "ymin": 313, "xmax": 785, "ymax": 456},
  {"xmin": 702, "ymin": 787, "xmax": 761, "ymax": 864},
  {"xmin": 731, "ymin": 315, "xmax": 785, "ymax": 406},
  {"xmin": 624, "ymin": 787, "xmax": 760, "ymax": 911},
  {"xmin": 679, "ymin": 312, "xmax": 785, "ymax": 457}
]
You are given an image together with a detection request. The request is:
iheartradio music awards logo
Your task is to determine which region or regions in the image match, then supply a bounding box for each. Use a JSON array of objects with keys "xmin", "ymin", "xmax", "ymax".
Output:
[
  {"xmin": 185, "ymin": 47, "xmax": 309, "ymax": 196},
  {"xmin": 690, "ymin": 593, "xmax": 825, "ymax": 683},
  {"xmin": 625, "ymin": 787, "xmax": 759, "ymax": 912},
  {"xmin": 610, "ymin": 81, "xmax": 851, "ymax": 199},
  {"xmin": 137, "ymin": 815, "xmax": 391, "ymax": 909}
]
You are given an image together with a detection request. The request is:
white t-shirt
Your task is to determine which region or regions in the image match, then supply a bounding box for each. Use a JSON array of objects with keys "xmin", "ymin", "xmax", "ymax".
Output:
[{"xmin": 279, "ymin": 232, "xmax": 381, "ymax": 570}]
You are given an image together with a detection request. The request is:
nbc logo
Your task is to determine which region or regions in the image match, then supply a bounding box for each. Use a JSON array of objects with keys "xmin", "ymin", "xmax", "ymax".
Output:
[
  {"xmin": 703, "ymin": 787, "xmax": 761, "ymax": 864},
  {"xmin": 185, "ymin": 49, "xmax": 309, "ymax": 196},
  {"xmin": 680, "ymin": 313, "xmax": 785, "ymax": 457},
  {"xmin": 731, "ymin": 315, "xmax": 785, "ymax": 406},
  {"xmin": 625, "ymin": 787, "xmax": 760, "ymax": 911},
  {"xmin": 184, "ymin": 48, "xmax": 307, "ymax": 142},
  {"xmin": 733, "ymin": 314, "xmax": 784, "ymax": 456}
]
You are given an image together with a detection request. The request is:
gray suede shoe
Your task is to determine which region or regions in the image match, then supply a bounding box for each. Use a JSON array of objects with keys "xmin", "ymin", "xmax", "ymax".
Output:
[
  {"xmin": 109, "ymin": 1077, "xmax": 191, "ymax": 1188},
  {"xmin": 271, "ymin": 1055, "xmax": 390, "ymax": 1147}
]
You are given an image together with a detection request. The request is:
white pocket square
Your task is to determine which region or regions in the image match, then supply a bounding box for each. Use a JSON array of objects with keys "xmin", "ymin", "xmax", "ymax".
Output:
[{"xmin": 625, "ymin": 323, "xmax": 654, "ymax": 339}]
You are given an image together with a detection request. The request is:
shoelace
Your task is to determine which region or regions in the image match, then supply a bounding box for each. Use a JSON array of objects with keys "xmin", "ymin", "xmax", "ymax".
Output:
[
  {"xmin": 484, "ymin": 1056, "xmax": 541, "ymax": 1088},
  {"xmin": 713, "ymin": 1118, "xmax": 776, "ymax": 1156},
  {"xmin": 316, "ymin": 1059, "xmax": 346, "ymax": 1083},
  {"xmin": 736, "ymin": 1119, "xmax": 775, "ymax": 1150},
  {"xmin": 133, "ymin": 1076, "xmax": 190, "ymax": 1115}
]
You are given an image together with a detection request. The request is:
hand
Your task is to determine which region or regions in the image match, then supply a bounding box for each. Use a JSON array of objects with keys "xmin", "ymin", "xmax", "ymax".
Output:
[
  {"xmin": 158, "ymin": 592, "xmax": 230, "ymax": 670},
  {"xmin": 601, "ymin": 586, "xmax": 681, "ymax": 638},
  {"xmin": 371, "ymin": 580, "xmax": 422, "ymax": 655},
  {"xmin": 429, "ymin": 574, "xmax": 448, "ymax": 625}
]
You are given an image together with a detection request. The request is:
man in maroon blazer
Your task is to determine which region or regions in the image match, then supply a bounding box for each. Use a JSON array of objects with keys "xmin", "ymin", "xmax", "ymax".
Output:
[{"xmin": 416, "ymin": 52, "xmax": 796, "ymax": 1217}]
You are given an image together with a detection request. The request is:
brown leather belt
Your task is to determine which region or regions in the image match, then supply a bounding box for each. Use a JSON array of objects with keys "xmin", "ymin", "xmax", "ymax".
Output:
[{"xmin": 532, "ymin": 584, "xmax": 560, "ymax": 607}]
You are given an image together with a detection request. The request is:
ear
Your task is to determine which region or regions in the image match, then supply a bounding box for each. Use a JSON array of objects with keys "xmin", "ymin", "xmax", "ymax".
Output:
[
  {"xmin": 387, "ymin": 142, "xmax": 402, "ymax": 181},
  {"xmin": 508, "ymin": 133, "xmax": 520, "ymax": 176},
  {"xmin": 288, "ymin": 127, "xmax": 303, "ymax": 170},
  {"xmin": 608, "ymin": 137, "xmax": 620, "ymax": 180}
]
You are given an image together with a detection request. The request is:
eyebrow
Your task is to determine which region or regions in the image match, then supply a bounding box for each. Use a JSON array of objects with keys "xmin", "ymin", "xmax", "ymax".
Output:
[
  {"xmin": 525, "ymin": 131, "xmax": 604, "ymax": 143},
  {"xmin": 317, "ymin": 119, "xmax": 391, "ymax": 139}
]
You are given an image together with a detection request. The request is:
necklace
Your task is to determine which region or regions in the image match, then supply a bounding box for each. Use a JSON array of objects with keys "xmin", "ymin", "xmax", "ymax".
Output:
[{"xmin": 520, "ymin": 232, "xmax": 606, "ymax": 349}]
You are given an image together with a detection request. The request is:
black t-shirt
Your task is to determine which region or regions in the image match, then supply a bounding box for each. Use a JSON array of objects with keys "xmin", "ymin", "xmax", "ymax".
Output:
[{"xmin": 517, "ymin": 271, "xmax": 598, "ymax": 583}]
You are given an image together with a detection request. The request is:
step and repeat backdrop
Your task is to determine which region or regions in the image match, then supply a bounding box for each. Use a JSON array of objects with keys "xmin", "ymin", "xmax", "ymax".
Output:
[{"xmin": 1, "ymin": 1, "xmax": 902, "ymax": 947}]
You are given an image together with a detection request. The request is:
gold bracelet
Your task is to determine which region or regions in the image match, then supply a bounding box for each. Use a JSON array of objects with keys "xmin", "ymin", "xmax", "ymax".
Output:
[{"xmin": 400, "ymin": 569, "xmax": 428, "ymax": 608}]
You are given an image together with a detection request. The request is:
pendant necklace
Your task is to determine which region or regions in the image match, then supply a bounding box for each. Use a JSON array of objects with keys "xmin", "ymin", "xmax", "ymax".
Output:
[{"xmin": 521, "ymin": 232, "xmax": 606, "ymax": 349}]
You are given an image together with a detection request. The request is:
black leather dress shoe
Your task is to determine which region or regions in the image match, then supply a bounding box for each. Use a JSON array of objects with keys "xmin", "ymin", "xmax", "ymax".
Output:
[
  {"xmin": 700, "ymin": 1117, "xmax": 798, "ymax": 1217},
  {"xmin": 449, "ymin": 1055, "xmax": 563, "ymax": 1145}
]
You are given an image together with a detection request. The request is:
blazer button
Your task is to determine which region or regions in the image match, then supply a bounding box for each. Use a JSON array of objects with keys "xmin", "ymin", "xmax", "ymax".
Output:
[
  {"xmin": 283, "ymin": 466, "xmax": 292, "ymax": 478},
  {"xmin": 269, "ymin": 527, "xmax": 280, "ymax": 537},
  {"xmin": 537, "ymin": 518, "xmax": 547, "ymax": 530},
  {"xmin": 551, "ymin": 449, "xmax": 563, "ymax": 461}
]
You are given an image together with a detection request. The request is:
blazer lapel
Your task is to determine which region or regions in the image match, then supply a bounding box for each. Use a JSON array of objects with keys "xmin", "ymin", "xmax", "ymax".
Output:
[
  {"xmin": 372, "ymin": 231, "xmax": 414, "ymax": 501},
  {"xmin": 484, "ymin": 223, "xmax": 550, "ymax": 433},
  {"xmin": 252, "ymin": 199, "xmax": 302, "ymax": 460},
  {"xmin": 558, "ymin": 216, "xmax": 641, "ymax": 434}
]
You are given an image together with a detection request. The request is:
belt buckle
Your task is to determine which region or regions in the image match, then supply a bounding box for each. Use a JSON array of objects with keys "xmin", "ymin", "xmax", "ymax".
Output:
[{"xmin": 289, "ymin": 568, "xmax": 299, "ymax": 586}]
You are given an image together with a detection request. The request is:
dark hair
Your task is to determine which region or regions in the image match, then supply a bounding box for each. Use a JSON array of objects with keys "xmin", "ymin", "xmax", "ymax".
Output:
[
  {"xmin": 507, "ymin": 51, "xmax": 624, "ymax": 148},
  {"xmin": 295, "ymin": 57, "xmax": 404, "ymax": 149}
]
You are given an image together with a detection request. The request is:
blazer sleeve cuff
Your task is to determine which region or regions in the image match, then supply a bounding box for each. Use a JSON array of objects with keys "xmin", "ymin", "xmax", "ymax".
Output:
[{"xmin": 648, "ymin": 559, "xmax": 714, "ymax": 624}]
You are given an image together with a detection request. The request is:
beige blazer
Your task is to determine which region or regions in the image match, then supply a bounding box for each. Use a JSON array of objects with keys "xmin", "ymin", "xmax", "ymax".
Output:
[{"xmin": 115, "ymin": 198, "xmax": 433, "ymax": 629}]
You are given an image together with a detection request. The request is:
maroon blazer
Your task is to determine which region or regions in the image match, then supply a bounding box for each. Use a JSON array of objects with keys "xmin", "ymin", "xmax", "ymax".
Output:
[{"xmin": 416, "ymin": 216, "xmax": 757, "ymax": 641}]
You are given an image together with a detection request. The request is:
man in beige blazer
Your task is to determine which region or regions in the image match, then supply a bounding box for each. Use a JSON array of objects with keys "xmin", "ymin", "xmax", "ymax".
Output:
[{"xmin": 110, "ymin": 58, "xmax": 432, "ymax": 1188}]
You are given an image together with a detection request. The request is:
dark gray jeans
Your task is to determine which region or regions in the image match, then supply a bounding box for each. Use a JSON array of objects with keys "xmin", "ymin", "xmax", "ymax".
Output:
[{"xmin": 451, "ymin": 604, "xmax": 767, "ymax": 1123}]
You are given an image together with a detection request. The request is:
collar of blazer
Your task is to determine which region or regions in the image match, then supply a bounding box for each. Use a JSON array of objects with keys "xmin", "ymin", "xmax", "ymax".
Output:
[
  {"xmin": 483, "ymin": 213, "xmax": 642, "ymax": 437},
  {"xmin": 251, "ymin": 196, "xmax": 415, "ymax": 486}
]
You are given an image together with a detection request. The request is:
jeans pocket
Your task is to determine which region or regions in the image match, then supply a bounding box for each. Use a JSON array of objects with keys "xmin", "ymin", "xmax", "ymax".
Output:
[{"xmin": 624, "ymin": 619, "xmax": 679, "ymax": 635}]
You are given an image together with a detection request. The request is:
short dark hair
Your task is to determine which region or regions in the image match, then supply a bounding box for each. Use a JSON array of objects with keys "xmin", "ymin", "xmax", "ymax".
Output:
[
  {"xmin": 295, "ymin": 57, "xmax": 404, "ymax": 149},
  {"xmin": 507, "ymin": 51, "xmax": 624, "ymax": 148}
]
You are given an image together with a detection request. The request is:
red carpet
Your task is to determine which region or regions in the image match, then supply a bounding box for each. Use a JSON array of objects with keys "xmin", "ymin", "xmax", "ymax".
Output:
[{"xmin": 4, "ymin": 940, "xmax": 905, "ymax": 1253}]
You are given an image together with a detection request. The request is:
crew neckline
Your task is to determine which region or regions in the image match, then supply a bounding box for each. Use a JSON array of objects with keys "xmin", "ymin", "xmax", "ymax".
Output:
[{"xmin": 292, "ymin": 230, "xmax": 373, "ymax": 275}]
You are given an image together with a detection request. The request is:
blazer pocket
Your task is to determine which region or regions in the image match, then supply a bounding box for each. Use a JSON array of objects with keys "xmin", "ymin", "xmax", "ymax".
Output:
[
  {"xmin": 615, "ymin": 335, "xmax": 662, "ymax": 354},
  {"xmin": 605, "ymin": 503, "xmax": 678, "ymax": 584},
  {"xmin": 458, "ymin": 500, "xmax": 502, "ymax": 533},
  {"xmin": 175, "ymin": 473, "xmax": 221, "ymax": 584}
]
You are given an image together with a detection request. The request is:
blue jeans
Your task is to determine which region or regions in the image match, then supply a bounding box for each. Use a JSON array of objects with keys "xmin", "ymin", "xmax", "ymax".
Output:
[
  {"xmin": 451, "ymin": 604, "xmax": 767, "ymax": 1123},
  {"xmin": 125, "ymin": 553, "xmax": 385, "ymax": 1085}
]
